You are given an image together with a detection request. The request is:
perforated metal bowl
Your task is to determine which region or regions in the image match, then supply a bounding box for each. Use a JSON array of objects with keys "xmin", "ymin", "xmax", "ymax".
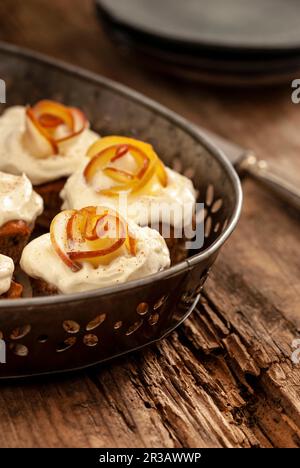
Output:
[{"xmin": 0, "ymin": 43, "xmax": 242, "ymax": 378}]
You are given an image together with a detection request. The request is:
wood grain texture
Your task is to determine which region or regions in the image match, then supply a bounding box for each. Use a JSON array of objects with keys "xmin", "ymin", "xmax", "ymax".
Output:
[{"xmin": 0, "ymin": 0, "xmax": 299, "ymax": 448}]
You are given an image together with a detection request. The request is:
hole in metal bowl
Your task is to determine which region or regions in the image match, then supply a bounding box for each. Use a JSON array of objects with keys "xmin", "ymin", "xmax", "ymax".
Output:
[
  {"xmin": 37, "ymin": 335, "xmax": 48, "ymax": 343},
  {"xmin": 205, "ymin": 216, "xmax": 212, "ymax": 238},
  {"xmin": 56, "ymin": 337, "xmax": 77, "ymax": 352},
  {"xmin": 126, "ymin": 320, "xmax": 143, "ymax": 336},
  {"xmin": 206, "ymin": 184, "xmax": 214, "ymax": 207},
  {"xmin": 214, "ymin": 222, "xmax": 221, "ymax": 233},
  {"xmin": 153, "ymin": 295, "xmax": 168, "ymax": 310},
  {"xmin": 148, "ymin": 313, "xmax": 159, "ymax": 326},
  {"xmin": 136, "ymin": 303, "xmax": 149, "ymax": 316},
  {"xmin": 10, "ymin": 324, "xmax": 31, "ymax": 340},
  {"xmin": 183, "ymin": 167, "xmax": 195, "ymax": 179},
  {"xmin": 86, "ymin": 313, "xmax": 106, "ymax": 331},
  {"xmin": 62, "ymin": 320, "xmax": 80, "ymax": 334},
  {"xmin": 10, "ymin": 343, "xmax": 28, "ymax": 357},
  {"xmin": 83, "ymin": 334, "xmax": 98, "ymax": 347},
  {"xmin": 114, "ymin": 321, "xmax": 123, "ymax": 330},
  {"xmin": 211, "ymin": 198, "xmax": 223, "ymax": 213}
]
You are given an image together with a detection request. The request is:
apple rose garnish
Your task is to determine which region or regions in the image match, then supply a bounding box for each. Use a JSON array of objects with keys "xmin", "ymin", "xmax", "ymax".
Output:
[
  {"xmin": 50, "ymin": 206, "xmax": 136, "ymax": 271},
  {"xmin": 84, "ymin": 136, "xmax": 168, "ymax": 197},
  {"xmin": 24, "ymin": 100, "xmax": 88, "ymax": 158}
]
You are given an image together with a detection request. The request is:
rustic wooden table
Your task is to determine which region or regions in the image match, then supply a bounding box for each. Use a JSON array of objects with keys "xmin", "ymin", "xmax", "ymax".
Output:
[{"xmin": 0, "ymin": 0, "xmax": 299, "ymax": 448}]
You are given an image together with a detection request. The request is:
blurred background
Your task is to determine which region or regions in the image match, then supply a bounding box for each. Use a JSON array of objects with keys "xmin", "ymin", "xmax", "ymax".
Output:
[
  {"xmin": 2, "ymin": 0, "xmax": 300, "ymax": 87},
  {"xmin": 0, "ymin": 0, "xmax": 300, "ymax": 178}
]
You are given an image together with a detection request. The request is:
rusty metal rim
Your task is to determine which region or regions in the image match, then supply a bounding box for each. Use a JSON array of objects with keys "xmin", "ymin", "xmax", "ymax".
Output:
[{"xmin": 0, "ymin": 293, "xmax": 201, "ymax": 379}]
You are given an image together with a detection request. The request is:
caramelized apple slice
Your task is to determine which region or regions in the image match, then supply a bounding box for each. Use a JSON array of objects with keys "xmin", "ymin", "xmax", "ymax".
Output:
[
  {"xmin": 84, "ymin": 136, "xmax": 167, "ymax": 196},
  {"xmin": 86, "ymin": 136, "xmax": 154, "ymax": 159},
  {"xmin": 25, "ymin": 100, "xmax": 88, "ymax": 158},
  {"xmin": 50, "ymin": 206, "xmax": 137, "ymax": 270}
]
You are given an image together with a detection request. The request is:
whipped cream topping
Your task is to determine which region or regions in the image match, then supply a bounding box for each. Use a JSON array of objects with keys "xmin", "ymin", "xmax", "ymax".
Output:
[
  {"xmin": 0, "ymin": 171, "xmax": 43, "ymax": 227},
  {"xmin": 61, "ymin": 160, "xmax": 196, "ymax": 229},
  {"xmin": 0, "ymin": 106, "xmax": 99, "ymax": 185},
  {"xmin": 0, "ymin": 254, "xmax": 14, "ymax": 295},
  {"xmin": 20, "ymin": 223, "xmax": 170, "ymax": 295}
]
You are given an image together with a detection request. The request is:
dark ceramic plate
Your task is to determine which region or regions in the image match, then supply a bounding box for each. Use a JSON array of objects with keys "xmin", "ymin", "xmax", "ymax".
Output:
[
  {"xmin": 96, "ymin": 1, "xmax": 300, "ymax": 85},
  {"xmin": 0, "ymin": 43, "xmax": 241, "ymax": 378},
  {"xmin": 96, "ymin": 0, "xmax": 300, "ymax": 54},
  {"xmin": 100, "ymin": 21, "xmax": 300, "ymax": 86}
]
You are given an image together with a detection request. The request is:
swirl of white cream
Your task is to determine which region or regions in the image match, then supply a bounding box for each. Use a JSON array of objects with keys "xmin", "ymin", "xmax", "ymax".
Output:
[
  {"xmin": 0, "ymin": 254, "xmax": 14, "ymax": 295},
  {"xmin": 0, "ymin": 106, "xmax": 99, "ymax": 185},
  {"xmin": 0, "ymin": 171, "xmax": 43, "ymax": 227}
]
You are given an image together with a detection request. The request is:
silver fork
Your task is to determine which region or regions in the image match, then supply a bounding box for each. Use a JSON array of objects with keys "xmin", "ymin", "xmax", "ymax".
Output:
[{"xmin": 202, "ymin": 128, "xmax": 300, "ymax": 212}]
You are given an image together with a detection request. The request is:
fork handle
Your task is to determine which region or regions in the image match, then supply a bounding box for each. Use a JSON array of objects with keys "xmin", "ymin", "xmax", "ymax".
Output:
[{"xmin": 240, "ymin": 153, "xmax": 300, "ymax": 212}]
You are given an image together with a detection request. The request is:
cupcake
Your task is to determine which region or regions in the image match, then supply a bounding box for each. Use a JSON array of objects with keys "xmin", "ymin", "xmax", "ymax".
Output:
[
  {"xmin": 0, "ymin": 171, "xmax": 43, "ymax": 263},
  {"xmin": 0, "ymin": 100, "xmax": 99, "ymax": 227},
  {"xmin": 61, "ymin": 136, "xmax": 196, "ymax": 263},
  {"xmin": 0, "ymin": 254, "xmax": 23, "ymax": 299},
  {"xmin": 20, "ymin": 206, "xmax": 170, "ymax": 295}
]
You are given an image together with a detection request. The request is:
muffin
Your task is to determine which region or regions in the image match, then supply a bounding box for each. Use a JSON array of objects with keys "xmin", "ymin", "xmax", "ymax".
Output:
[
  {"xmin": 0, "ymin": 100, "xmax": 99, "ymax": 227},
  {"xmin": 20, "ymin": 206, "xmax": 170, "ymax": 296},
  {"xmin": 0, "ymin": 254, "xmax": 23, "ymax": 299},
  {"xmin": 0, "ymin": 171, "xmax": 43, "ymax": 263},
  {"xmin": 61, "ymin": 136, "xmax": 197, "ymax": 263}
]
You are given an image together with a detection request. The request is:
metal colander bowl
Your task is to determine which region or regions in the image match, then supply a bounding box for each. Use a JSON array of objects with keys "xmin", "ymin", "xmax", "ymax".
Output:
[{"xmin": 0, "ymin": 43, "xmax": 242, "ymax": 378}]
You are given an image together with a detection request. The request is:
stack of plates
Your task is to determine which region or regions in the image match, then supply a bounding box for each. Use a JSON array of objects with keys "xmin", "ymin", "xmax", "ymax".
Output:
[{"xmin": 95, "ymin": 0, "xmax": 300, "ymax": 85}]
